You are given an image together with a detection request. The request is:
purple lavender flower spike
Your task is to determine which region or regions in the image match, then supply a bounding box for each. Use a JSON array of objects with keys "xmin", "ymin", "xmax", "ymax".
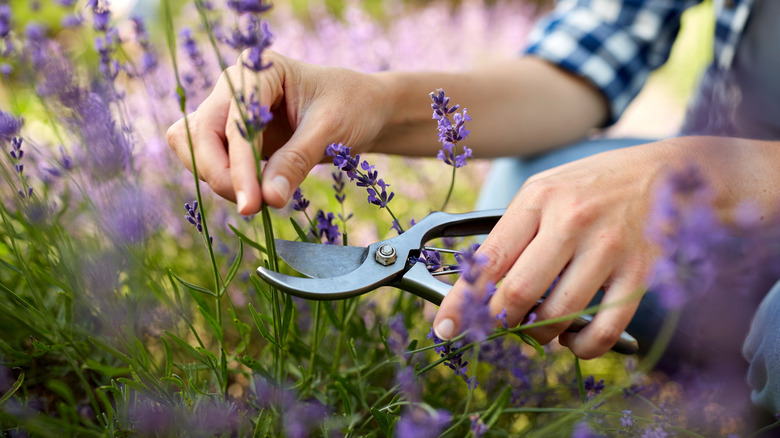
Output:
[
  {"xmin": 291, "ymin": 188, "xmax": 309, "ymax": 211},
  {"xmin": 8, "ymin": 137, "xmax": 25, "ymax": 175},
  {"xmin": 94, "ymin": 32, "xmax": 120, "ymax": 80},
  {"xmin": 583, "ymin": 375, "xmax": 605, "ymax": 400},
  {"xmin": 327, "ymin": 142, "xmax": 395, "ymax": 208},
  {"xmin": 131, "ymin": 16, "xmax": 157, "ymax": 74},
  {"xmin": 227, "ymin": 0, "xmax": 272, "ymax": 14},
  {"xmin": 179, "ymin": 28, "xmax": 205, "ymax": 68},
  {"xmin": 459, "ymin": 288, "xmax": 496, "ymax": 344},
  {"xmin": 418, "ymin": 249, "xmax": 442, "ymax": 272},
  {"xmin": 243, "ymin": 20, "xmax": 274, "ymax": 72},
  {"xmin": 0, "ymin": 5, "xmax": 11, "ymax": 39},
  {"xmin": 0, "ymin": 110, "xmax": 22, "ymax": 140},
  {"xmin": 103, "ymin": 185, "xmax": 156, "ymax": 244},
  {"xmin": 496, "ymin": 308, "xmax": 509, "ymax": 328},
  {"xmin": 620, "ymin": 410, "xmax": 634, "ymax": 428},
  {"xmin": 57, "ymin": 0, "xmax": 79, "ymax": 6},
  {"xmin": 396, "ymin": 407, "xmax": 452, "ymax": 438},
  {"xmin": 59, "ymin": 146, "xmax": 73, "ymax": 171},
  {"xmin": 315, "ymin": 210, "xmax": 340, "ymax": 244},
  {"xmin": 430, "ymin": 89, "xmax": 473, "ymax": 168},
  {"xmin": 395, "ymin": 366, "xmax": 420, "ymax": 401},
  {"xmin": 646, "ymin": 165, "xmax": 731, "ymax": 310},
  {"xmin": 427, "ymin": 327, "xmax": 474, "ymax": 386},
  {"xmin": 332, "ymin": 171, "xmax": 347, "ymax": 204},
  {"xmin": 470, "ymin": 415, "xmax": 488, "ymax": 437},
  {"xmin": 366, "ymin": 180, "xmax": 394, "ymax": 208},
  {"xmin": 238, "ymin": 93, "xmax": 273, "ymax": 138},
  {"xmin": 0, "ymin": 64, "xmax": 11, "ymax": 76},
  {"xmin": 387, "ymin": 313, "xmax": 410, "ymax": 356},
  {"xmin": 391, "ymin": 219, "xmax": 403, "ymax": 235},
  {"xmin": 184, "ymin": 201, "xmax": 206, "ymax": 235},
  {"xmin": 571, "ymin": 421, "xmax": 604, "ymax": 438},
  {"xmin": 326, "ymin": 142, "xmax": 360, "ymax": 179},
  {"xmin": 62, "ymin": 13, "xmax": 84, "ymax": 28},
  {"xmin": 355, "ymin": 160, "xmax": 378, "ymax": 187},
  {"xmin": 251, "ymin": 377, "xmax": 328, "ymax": 438},
  {"xmin": 75, "ymin": 92, "xmax": 131, "ymax": 178},
  {"xmin": 87, "ymin": 0, "xmax": 111, "ymax": 32},
  {"xmin": 454, "ymin": 243, "xmax": 486, "ymax": 284}
]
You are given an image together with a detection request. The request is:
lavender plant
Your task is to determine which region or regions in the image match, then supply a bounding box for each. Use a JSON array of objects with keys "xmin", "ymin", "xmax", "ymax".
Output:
[{"xmin": 0, "ymin": 1, "xmax": 779, "ymax": 438}]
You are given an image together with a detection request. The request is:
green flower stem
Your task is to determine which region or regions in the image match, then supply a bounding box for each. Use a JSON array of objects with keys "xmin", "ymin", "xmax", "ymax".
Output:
[
  {"xmin": 349, "ymin": 383, "xmax": 401, "ymax": 433},
  {"xmin": 463, "ymin": 344, "xmax": 479, "ymax": 415},
  {"xmin": 440, "ymin": 147, "xmax": 458, "ymax": 212},
  {"xmin": 0, "ymin": 203, "xmax": 46, "ymax": 312},
  {"xmin": 305, "ymin": 301, "xmax": 323, "ymax": 390},
  {"xmin": 351, "ymin": 167, "xmax": 404, "ymax": 233},
  {"xmin": 339, "ymin": 204, "xmax": 349, "ymax": 244},
  {"xmin": 575, "ymin": 356, "xmax": 586, "ymax": 403},
  {"xmin": 162, "ymin": 0, "xmax": 223, "ymax": 335},
  {"xmin": 334, "ymin": 298, "xmax": 361, "ymax": 377},
  {"xmin": 193, "ymin": 0, "xmax": 285, "ymax": 381}
]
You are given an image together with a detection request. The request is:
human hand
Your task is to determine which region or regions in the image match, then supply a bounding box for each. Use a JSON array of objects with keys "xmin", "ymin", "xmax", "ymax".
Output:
[
  {"xmin": 433, "ymin": 142, "xmax": 676, "ymax": 358},
  {"xmin": 167, "ymin": 51, "xmax": 391, "ymax": 214}
]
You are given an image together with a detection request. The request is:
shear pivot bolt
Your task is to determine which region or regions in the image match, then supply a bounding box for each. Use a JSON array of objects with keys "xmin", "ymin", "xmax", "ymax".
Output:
[{"xmin": 375, "ymin": 244, "xmax": 397, "ymax": 266}]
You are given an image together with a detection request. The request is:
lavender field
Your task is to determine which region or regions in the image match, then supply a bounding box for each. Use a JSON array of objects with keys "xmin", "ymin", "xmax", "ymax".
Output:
[{"xmin": 1, "ymin": 1, "xmax": 779, "ymax": 437}]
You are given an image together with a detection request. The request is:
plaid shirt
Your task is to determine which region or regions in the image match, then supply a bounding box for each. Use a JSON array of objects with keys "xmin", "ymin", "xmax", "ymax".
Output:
[{"xmin": 524, "ymin": 0, "xmax": 755, "ymax": 124}]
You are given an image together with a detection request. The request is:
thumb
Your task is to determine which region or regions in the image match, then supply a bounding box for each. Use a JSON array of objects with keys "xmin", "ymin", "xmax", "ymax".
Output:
[
  {"xmin": 261, "ymin": 118, "xmax": 331, "ymax": 208},
  {"xmin": 432, "ymin": 278, "xmax": 470, "ymax": 341}
]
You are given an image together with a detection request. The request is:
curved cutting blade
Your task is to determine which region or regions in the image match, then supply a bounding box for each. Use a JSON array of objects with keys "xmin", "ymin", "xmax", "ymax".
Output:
[{"xmin": 274, "ymin": 239, "xmax": 368, "ymax": 278}]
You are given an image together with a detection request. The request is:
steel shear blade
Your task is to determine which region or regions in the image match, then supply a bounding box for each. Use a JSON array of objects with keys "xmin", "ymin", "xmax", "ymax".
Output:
[{"xmin": 256, "ymin": 209, "xmax": 639, "ymax": 355}]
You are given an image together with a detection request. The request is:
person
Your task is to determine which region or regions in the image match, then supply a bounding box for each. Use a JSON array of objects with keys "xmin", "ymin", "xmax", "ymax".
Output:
[{"xmin": 167, "ymin": 0, "xmax": 780, "ymax": 415}]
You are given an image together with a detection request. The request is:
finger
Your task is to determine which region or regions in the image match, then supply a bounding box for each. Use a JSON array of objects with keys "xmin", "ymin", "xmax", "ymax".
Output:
[
  {"xmin": 260, "ymin": 115, "xmax": 332, "ymax": 208},
  {"xmin": 432, "ymin": 205, "xmax": 540, "ymax": 340},
  {"xmin": 167, "ymin": 70, "xmax": 236, "ymax": 201},
  {"xmin": 524, "ymin": 249, "xmax": 613, "ymax": 345},
  {"xmin": 488, "ymin": 228, "xmax": 576, "ymax": 331},
  {"xmin": 226, "ymin": 95, "xmax": 263, "ymax": 215},
  {"xmin": 561, "ymin": 273, "xmax": 645, "ymax": 359}
]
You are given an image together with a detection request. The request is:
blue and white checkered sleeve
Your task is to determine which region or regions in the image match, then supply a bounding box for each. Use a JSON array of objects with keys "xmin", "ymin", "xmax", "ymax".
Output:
[{"xmin": 524, "ymin": 0, "xmax": 699, "ymax": 124}]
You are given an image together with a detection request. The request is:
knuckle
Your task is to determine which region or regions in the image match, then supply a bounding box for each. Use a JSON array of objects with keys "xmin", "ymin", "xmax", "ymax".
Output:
[
  {"xmin": 499, "ymin": 276, "xmax": 535, "ymax": 308},
  {"xmin": 520, "ymin": 179, "xmax": 555, "ymax": 204},
  {"xmin": 560, "ymin": 199, "xmax": 598, "ymax": 230},
  {"xmin": 277, "ymin": 147, "xmax": 312, "ymax": 181},
  {"xmin": 476, "ymin": 243, "xmax": 509, "ymax": 279},
  {"xmin": 537, "ymin": 300, "xmax": 574, "ymax": 322},
  {"xmin": 315, "ymin": 108, "xmax": 343, "ymax": 132},
  {"xmin": 208, "ymin": 170, "xmax": 233, "ymax": 196},
  {"xmin": 597, "ymin": 230, "xmax": 623, "ymax": 253},
  {"xmin": 166, "ymin": 120, "xmax": 185, "ymax": 149},
  {"xmin": 584, "ymin": 324, "xmax": 623, "ymax": 355}
]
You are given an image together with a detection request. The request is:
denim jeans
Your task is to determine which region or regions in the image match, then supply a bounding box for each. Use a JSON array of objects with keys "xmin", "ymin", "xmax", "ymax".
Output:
[{"xmin": 475, "ymin": 138, "xmax": 780, "ymax": 414}]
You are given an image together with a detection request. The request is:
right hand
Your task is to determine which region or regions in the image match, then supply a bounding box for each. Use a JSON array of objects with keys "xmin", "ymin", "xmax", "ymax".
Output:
[{"xmin": 166, "ymin": 51, "xmax": 392, "ymax": 214}]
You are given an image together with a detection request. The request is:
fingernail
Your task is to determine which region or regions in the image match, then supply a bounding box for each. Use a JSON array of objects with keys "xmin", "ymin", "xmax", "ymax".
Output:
[
  {"xmin": 434, "ymin": 318, "xmax": 455, "ymax": 340},
  {"xmin": 270, "ymin": 175, "xmax": 290, "ymax": 201},
  {"xmin": 236, "ymin": 190, "xmax": 247, "ymax": 214}
]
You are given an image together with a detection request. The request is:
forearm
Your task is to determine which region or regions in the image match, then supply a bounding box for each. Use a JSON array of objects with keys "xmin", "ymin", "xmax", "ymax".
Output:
[{"xmin": 370, "ymin": 56, "xmax": 609, "ymax": 158}]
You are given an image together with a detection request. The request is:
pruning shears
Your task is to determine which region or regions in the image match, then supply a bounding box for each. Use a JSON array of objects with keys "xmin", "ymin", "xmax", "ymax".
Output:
[{"xmin": 256, "ymin": 209, "xmax": 639, "ymax": 355}]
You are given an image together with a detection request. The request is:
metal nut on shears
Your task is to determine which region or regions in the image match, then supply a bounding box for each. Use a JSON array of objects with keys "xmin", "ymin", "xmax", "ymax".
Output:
[{"xmin": 375, "ymin": 244, "xmax": 397, "ymax": 266}]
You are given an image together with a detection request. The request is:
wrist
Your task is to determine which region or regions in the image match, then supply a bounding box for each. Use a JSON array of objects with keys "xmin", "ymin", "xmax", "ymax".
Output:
[{"xmin": 654, "ymin": 136, "xmax": 780, "ymax": 223}]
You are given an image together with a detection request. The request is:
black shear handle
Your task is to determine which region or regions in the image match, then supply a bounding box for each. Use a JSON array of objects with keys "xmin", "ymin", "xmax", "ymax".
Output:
[{"xmin": 402, "ymin": 209, "xmax": 506, "ymax": 245}]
